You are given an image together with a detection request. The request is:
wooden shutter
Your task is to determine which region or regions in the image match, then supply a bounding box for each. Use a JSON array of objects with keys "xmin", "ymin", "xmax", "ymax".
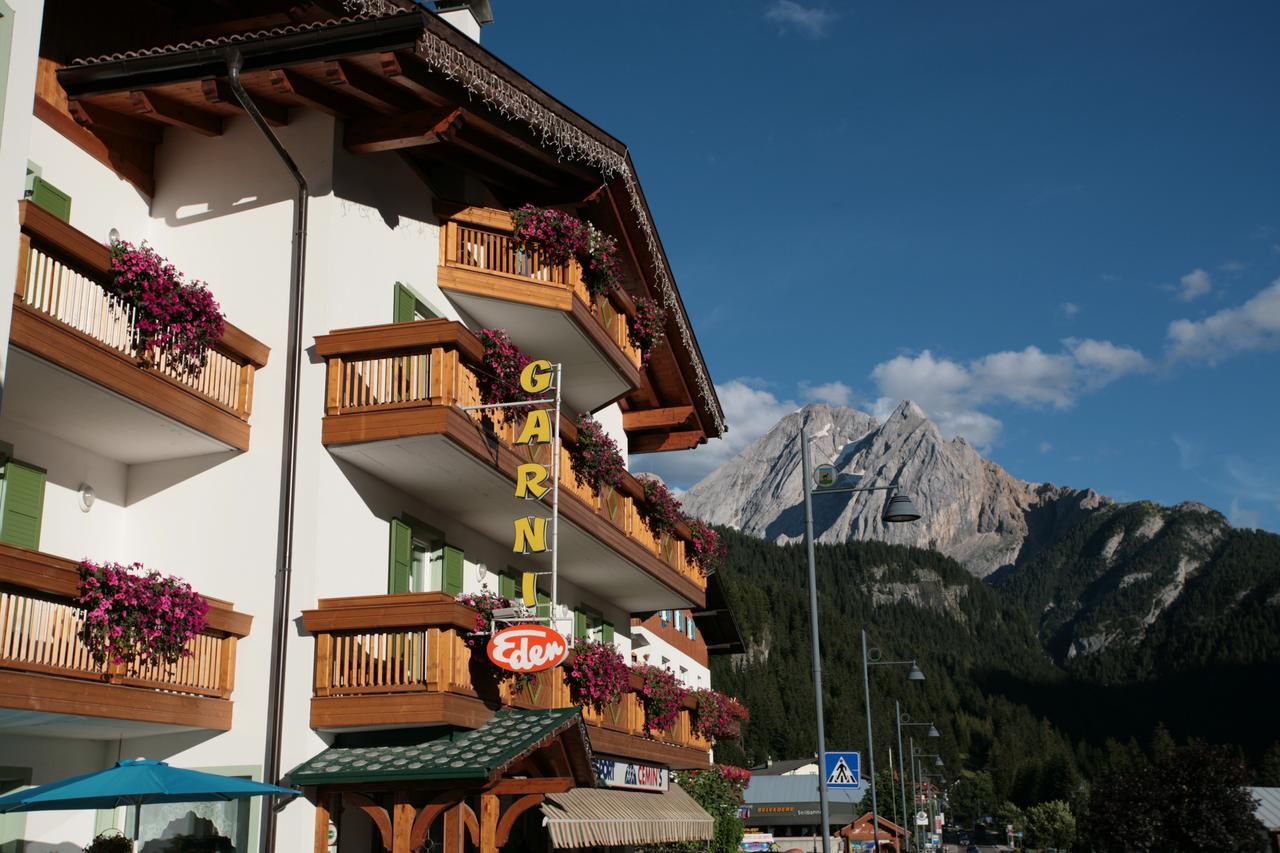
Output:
[
  {"xmin": 499, "ymin": 571, "xmax": 516, "ymax": 599},
  {"xmin": 0, "ymin": 461, "xmax": 47, "ymax": 549},
  {"xmin": 393, "ymin": 283, "xmax": 417, "ymax": 323},
  {"xmin": 442, "ymin": 546, "xmax": 464, "ymax": 595},
  {"xmin": 573, "ymin": 609, "xmax": 587, "ymax": 641},
  {"xmin": 602, "ymin": 622, "xmax": 615, "ymax": 645},
  {"xmin": 387, "ymin": 518, "xmax": 412, "ymax": 594}
]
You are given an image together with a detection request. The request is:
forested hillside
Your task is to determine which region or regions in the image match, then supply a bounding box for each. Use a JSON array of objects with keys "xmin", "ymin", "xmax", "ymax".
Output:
[
  {"xmin": 711, "ymin": 525, "xmax": 1280, "ymax": 800},
  {"xmin": 709, "ymin": 529, "xmax": 1084, "ymax": 807}
]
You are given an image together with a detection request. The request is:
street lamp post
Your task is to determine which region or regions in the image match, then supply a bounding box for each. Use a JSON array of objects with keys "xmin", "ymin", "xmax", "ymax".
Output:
[
  {"xmin": 896, "ymin": 704, "xmax": 939, "ymax": 853},
  {"xmin": 863, "ymin": 638, "xmax": 925, "ymax": 852},
  {"xmin": 797, "ymin": 423, "xmax": 922, "ymax": 853},
  {"xmin": 913, "ymin": 751, "xmax": 944, "ymax": 850}
]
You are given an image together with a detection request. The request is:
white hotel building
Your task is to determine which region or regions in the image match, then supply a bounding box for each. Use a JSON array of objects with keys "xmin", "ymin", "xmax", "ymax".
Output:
[{"xmin": 0, "ymin": 2, "xmax": 743, "ymax": 851}]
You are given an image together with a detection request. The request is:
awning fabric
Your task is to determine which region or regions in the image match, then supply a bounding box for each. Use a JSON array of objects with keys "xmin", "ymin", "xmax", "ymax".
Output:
[{"xmin": 541, "ymin": 785, "xmax": 714, "ymax": 848}]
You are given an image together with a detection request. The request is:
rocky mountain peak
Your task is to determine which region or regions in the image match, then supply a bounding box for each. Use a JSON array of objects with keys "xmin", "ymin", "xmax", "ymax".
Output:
[{"xmin": 682, "ymin": 401, "xmax": 1106, "ymax": 578}]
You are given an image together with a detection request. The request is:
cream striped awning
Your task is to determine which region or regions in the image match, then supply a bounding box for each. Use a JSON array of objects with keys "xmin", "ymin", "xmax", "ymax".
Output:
[{"xmin": 541, "ymin": 784, "xmax": 714, "ymax": 848}]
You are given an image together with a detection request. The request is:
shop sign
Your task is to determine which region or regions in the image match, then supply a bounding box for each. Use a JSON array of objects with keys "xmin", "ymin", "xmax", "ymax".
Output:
[
  {"xmin": 511, "ymin": 360, "xmax": 555, "ymax": 556},
  {"xmin": 487, "ymin": 624, "xmax": 568, "ymax": 673},
  {"xmin": 592, "ymin": 758, "xmax": 668, "ymax": 791}
]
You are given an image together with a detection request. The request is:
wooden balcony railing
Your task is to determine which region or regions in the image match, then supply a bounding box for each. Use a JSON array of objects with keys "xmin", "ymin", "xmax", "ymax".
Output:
[
  {"xmin": 11, "ymin": 201, "xmax": 269, "ymax": 450},
  {"xmin": 317, "ymin": 320, "xmax": 705, "ymax": 596},
  {"xmin": 0, "ymin": 543, "xmax": 252, "ymax": 730},
  {"xmin": 439, "ymin": 207, "xmax": 643, "ymax": 371},
  {"xmin": 305, "ymin": 594, "xmax": 711, "ymax": 764}
]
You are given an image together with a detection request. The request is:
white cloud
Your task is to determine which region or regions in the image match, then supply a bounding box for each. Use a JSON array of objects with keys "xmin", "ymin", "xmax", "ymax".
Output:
[
  {"xmin": 798, "ymin": 380, "xmax": 853, "ymax": 407},
  {"xmin": 763, "ymin": 0, "xmax": 837, "ymax": 38},
  {"xmin": 869, "ymin": 339, "xmax": 1149, "ymax": 447},
  {"xmin": 1229, "ymin": 498, "xmax": 1260, "ymax": 530},
  {"xmin": 1171, "ymin": 434, "xmax": 1198, "ymax": 470},
  {"xmin": 1166, "ymin": 279, "xmax": 1280, "ymax": 364},
  {"xmin": 633, "ymin": 379, "xmax": 801, "ymax": 487},
  {"xmin": 1060, "ymin": 302, "xmax": 1080, "ymax": 318},
  {"xmin": 1220, "ymin": 260, "xmax": 1247, "ymax": 273},
  {"xmin": 1176, "ymin": 268, "xmax": 1212, "ymax": 301},
  {"xmin": 1039, "ymin": 441, "xmax": 1053, "ymax": 454}
]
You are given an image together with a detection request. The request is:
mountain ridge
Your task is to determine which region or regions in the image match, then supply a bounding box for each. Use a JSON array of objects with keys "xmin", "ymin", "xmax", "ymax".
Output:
[{"xmin": 682, "ymin": 400, "xmax": 1106, "ymax": 578}]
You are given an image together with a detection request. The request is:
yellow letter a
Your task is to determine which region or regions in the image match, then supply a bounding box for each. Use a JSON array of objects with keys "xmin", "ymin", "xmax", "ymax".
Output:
[
  {"xmin": 515, "ymin": 410, "xmax": 552, "ymax": 446},
  {"xmin": 513, "ymin": 516, "xmax": 548, "ymax": 554}
]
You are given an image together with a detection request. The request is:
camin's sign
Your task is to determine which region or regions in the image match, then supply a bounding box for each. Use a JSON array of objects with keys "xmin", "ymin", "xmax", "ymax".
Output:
[{"xmin": 487, "ymin": 358, "xmax": 567, "ymax": 675}]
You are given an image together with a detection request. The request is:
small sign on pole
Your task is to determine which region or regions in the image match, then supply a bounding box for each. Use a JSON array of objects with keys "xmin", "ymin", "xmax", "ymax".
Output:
[
  {"xmin": 822, "ymin": 752, "xmax": 861, "ymax": 788},
  {"xmin": 815, "ymin": 464, "xmax": 838, "ymax": 489},
  {"xmin": 915, "ymin": 811, "xmax": 928, "ymax": 826}
]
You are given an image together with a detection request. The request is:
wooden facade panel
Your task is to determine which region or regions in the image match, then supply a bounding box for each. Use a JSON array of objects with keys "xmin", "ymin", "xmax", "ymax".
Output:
[{"xmin": 0, "ymin": 669, "xmax": 233, "ymax": 731}]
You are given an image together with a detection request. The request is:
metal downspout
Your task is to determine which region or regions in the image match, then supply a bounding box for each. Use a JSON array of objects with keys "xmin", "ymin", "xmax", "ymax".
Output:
[{"xmin": 225, "ymin": 48, "xmax": 307, "ymax": 853}]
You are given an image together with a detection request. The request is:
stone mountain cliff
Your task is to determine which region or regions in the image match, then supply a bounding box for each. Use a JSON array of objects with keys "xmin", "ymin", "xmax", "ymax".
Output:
[{"xmin": 682, "ymin": 401, "xmax": 1106, "ymax": 578}]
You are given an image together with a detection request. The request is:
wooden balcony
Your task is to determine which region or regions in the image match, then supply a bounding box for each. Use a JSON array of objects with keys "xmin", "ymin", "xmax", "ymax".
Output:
[
  {"xmin": 0, "ymin": 543, "xmax": 251, "ymax": 736},
  {"xmin": 303, "ymin": 593, "xmax": 710, "ymax": 769},
  {"xmin": 436, "ymin": 205, "xmax": 642, "ymax": 413},
  {"xmin": 5, "ymin": 201, "xmax": 269, "ymax": 462},
  {"xmin": 315, "ymin": 319, "xmax": 706, "ymax": 612}
]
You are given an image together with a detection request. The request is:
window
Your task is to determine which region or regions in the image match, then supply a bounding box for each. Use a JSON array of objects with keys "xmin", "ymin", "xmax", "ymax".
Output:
[
  {"xmin": 660, "ymin": 610, "xmax": 669, "ymax": 627},
  {"xmin": 575, "ymin": 605, "xmax": 607, "ymax": 643},
  {"xmin": 687, "ymin": 616, "xmax": 696, "ymax": 641},
  {"xmin": 392, "ymin": 282, "xmax": 442, "ymax": 323},
  {"xmin": 674, "ymin": 611, "xmax": 684, "ymax": 632},
  {"xmin": 389, "ymin": 515, "xmax": 460, "ymax": 595}
]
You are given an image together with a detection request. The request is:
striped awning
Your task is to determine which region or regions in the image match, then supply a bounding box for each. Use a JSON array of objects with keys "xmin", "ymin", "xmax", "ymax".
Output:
[{"xmin": 541, "ymin": 785, "xmax": 714, "ymax": 848}]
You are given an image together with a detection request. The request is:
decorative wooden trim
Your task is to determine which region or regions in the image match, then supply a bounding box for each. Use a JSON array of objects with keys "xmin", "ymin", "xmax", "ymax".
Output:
[
  {"xmin": 0, "ymin": 670, "xmax": 232, "ymax": 731},
  {"xmin": 314, "ymin": 319, "xmax": 483, "ymax": 363},
  {"xmin": 33, "ymin": 95, "xmax": 156, "ymax": 198},
  {"xmin": 301, "ymin": 592, "xmax": 475, "ymax": 633},
  {"xmin": 342, "ymin": 793, "xmax": 393, "ymax": 852},
  {"xmin": 629, "ymin": 430, "xmax": 705, "ymax": 454}
]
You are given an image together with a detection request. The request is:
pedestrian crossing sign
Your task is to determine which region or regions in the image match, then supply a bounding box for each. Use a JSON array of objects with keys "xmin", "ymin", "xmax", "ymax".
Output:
[{"xmin": 823, "ymin": 751, "xmax": 861, "ymax": 789}]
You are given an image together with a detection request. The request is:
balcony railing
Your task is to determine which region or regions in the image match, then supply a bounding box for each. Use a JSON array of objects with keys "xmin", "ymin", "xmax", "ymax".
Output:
[
  {"xmin": 439, "ymin": 208, "xmax": 643, "ymax": 371},
  {"xmin": 305, "ymin": 594, "xmax": 710, "ymax": 763},
  {"xmin": 11, "ymin": 201, "xmax": 269, "ymax": 451},
  {"xmin": 0, "ymin": 543, "xmax": 251, "ymax": 730},
  {"xmin": 317, "ymin": 320, "xmax": 705, "ymax": 596}
]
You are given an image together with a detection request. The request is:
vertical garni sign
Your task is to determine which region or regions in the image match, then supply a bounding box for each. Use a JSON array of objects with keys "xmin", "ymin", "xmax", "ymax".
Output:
[{"xmin": 483, "ymin": 358, "xmax": 566, "ymax": 675}]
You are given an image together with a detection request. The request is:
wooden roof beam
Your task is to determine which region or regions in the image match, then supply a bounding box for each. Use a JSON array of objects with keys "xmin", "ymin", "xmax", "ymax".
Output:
[
  {"xmin": 201, "ymin": 78, "xmax": 289, "ymax": 127},
  {"xmin": 67, "ymin": 100, "xmax": 163, "ymax": 144},
  {"xmin": 345, "ymin": 107, "xmax": 463, "ymax": 154},
  {"xmin": 129, "ymin": 90, "xmax": 222, "ymax": 137},
  {"xmin": 378, "ymin": 51, "xmax": 451, "ymax": 104},
  {"xmin": 630, "ymin": 430, "xmax": 705, "ymax": 454},
  {"xmin": 447, "ymin": 129, "xmax": 560, "ymax": 189},
  {"xmin": 323, "ymin": 59, "xmax": 422, "ymax": 114},
  {"xmin": 269, "ymin": 68, "xmax": 366, "ymax": 119},
  {"xmin": 623, "ymin": 406, "xmax": 695, "ymax": 431}
]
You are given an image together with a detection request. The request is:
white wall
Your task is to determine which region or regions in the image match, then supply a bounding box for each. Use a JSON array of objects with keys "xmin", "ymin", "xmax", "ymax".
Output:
[
  {"xmin": 0, "ymin": 0, "xmax": 45, "ymax": 398},
  {"xmin": 631, "ymin": 625, "xmax": 710, "ymax": 690}
]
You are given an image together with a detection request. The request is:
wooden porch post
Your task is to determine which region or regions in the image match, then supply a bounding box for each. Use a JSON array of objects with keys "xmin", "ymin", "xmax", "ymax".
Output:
[
  {"xmin": 392, "ymin": 794, "xmax": 414, "ymax": 853},
  {"xmin": 441, "ymin": 803, "xmax": 464, "ymax": 853},
  {"xmin": 313, "ymin": 794, "xmax": 330, "ymax": 853},
  {"xmin": 479, "ymin": 793, "xmax": 499, "ymax": 853}
]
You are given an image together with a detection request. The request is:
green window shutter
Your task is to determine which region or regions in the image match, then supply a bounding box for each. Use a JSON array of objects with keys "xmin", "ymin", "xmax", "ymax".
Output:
[
  {"xmin": 573, "ymin": 609, "xmax": 587, "ymax": 641},
  {"xmin": 498, "ymin": 572, "xmax": 516, "ymax": 599},
  {"xmin": 442, "ymin": 546, "xmax": 464, "ymax": 596},
  {"xmin": 388, "ymin": 518, "xmax": 412, "ymax": 594},
  {"xmin": 393, "ymin": 282, "xmax": 417, "ymax": 323},
  {"xmin": 535, "ymin": 588, "xmax": 550, "ymax": 618},
  {"xmin": 28, "ymin": 176, "xmax": 71, "ymax": 223},
  {"xmin": 0, "ymin": 461, "xmax": 47, "ymax": 550},
  {"xmin": 602, "ymin": 622, "xmax": 615, "ymax": 645}
]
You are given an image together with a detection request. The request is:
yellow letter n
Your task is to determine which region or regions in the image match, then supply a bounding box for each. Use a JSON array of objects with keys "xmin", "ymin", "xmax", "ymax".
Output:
[{"xmin": 513, "ymin": 516, "xmax": 548, "ymax": 554}]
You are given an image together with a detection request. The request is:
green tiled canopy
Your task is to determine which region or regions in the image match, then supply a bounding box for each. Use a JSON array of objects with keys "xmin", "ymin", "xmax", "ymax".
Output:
[{"xmin": 288, "ymin": 708, "xmax": 589, "ymax": 786}]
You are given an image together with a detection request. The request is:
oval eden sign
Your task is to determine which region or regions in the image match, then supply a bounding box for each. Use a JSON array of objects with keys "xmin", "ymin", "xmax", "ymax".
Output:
[{"xmin": 487, "ymin": 624, "xmax": 569, "ymax": 674}]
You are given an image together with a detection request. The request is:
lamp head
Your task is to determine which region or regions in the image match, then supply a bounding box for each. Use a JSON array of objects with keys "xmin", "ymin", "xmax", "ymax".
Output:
[
  {"xmin": 935, "ymin": 756, "xmax": 944, "ymax": 767},
  {"xmin": 927, "ymin": 725, "xmax": 940, "ymax": 738},
  {"xmin": 907, "ymin": 662, "xmax": 925, "ymax": 681},
  {"xmin": 882, "ymin": 491, "xmax": 922, "ymax": 523}
]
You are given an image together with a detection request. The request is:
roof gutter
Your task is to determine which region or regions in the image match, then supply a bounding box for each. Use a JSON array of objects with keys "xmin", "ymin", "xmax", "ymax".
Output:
[
  {"xmin": 57, "ymin": 13, "xmax": 425, "ymax": 97},
  {"xmin": 224, "ymin": 48, "xmax": 307, "ymax": 853}
]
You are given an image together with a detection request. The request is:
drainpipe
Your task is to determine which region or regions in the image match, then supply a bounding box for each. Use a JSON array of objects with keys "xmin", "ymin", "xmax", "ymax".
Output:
[{"xmin": 224, "ymin": 48, "xmax": 307, "ymax": 853}]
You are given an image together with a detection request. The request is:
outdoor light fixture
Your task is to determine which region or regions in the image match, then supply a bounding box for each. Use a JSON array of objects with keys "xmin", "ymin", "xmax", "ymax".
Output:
[
  {"xmin": 935, "ymin": 756, "xmax": 945, "ymax": 767},
  {"xmin": 796, "ymin": 422, "xmax": 926, "ymax": 853},
  {"xmin": 927, "ymin": 725, "xmax": 940, "ymax": 738},
  {"xmin": 882, "ymin": 492, "xmax": 922, "ymax": 523}
]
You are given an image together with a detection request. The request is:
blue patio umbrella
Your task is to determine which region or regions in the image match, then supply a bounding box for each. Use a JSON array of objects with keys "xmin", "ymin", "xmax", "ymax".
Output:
[{"xmin": 0, "ymin": 759, "xmax": 298, "ymax": 842}]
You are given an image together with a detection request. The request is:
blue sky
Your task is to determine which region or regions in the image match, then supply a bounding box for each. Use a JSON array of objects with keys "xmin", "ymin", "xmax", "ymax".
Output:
[{"xmin": 487, "ymin": 1, "xmax": 1280, "ymax": 531}]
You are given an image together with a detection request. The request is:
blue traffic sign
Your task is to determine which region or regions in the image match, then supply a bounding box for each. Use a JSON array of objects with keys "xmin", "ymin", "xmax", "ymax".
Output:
[{"xmin": 823, "ymin": 751, "xmax": 861, "ymax": 789}]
